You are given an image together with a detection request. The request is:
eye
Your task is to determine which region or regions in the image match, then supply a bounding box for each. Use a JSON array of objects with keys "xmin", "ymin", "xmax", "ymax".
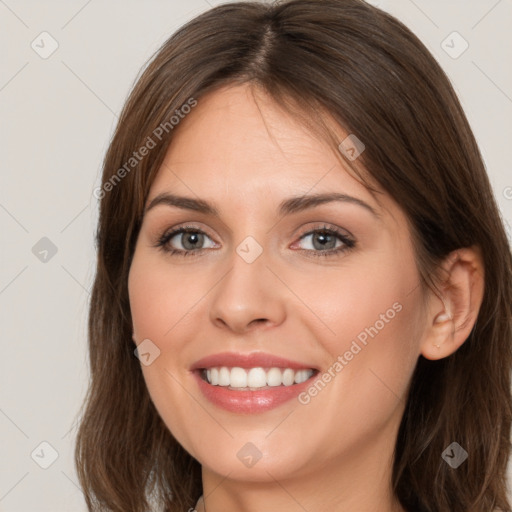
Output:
[
  {"xmin": 154, "ymin": 223, "xmax": 355, "ymax": 259},
  {"xmin": 292, "ymin": 224, "xmax": 355, "ymax": 258},
  {"xmin": 154, "ymin": 226, "xmax": 217, "ymax": 257}
]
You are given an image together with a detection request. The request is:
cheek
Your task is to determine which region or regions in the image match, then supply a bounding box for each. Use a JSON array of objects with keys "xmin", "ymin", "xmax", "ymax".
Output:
[
  {"xmin": 128, "ymin": 254, "xmax": 197, "ymax": 340},
  {"xmin": 295, "ymin": 248, "xmax": 421, "ymax": 355},
  {"xmin": 128, "ymin": 255, "xmax": 203, "ymax": 451},
  {"xmin": 302, "ymin": 250, "xmax": 423, "ymax": 426}
]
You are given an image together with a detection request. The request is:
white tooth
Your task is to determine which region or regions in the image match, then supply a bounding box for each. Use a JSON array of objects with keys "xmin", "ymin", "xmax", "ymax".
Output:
[
  {"xmin": 218, "ymin": 366, "xmax": 230, "ymax": 386},
  {"xmin": 247, "ymin": 367, "xmax": 267, "ymax": 387},
  {"xmin": 208, "ymin": 366, "xmax": 313, "ymax": 388},
  {"xmin": 267, "ymin": 367, "xmax": 283, "ymax": 386},
  {"xmin": 282, "ymin": 368, "xmax": 295, "ymax": 386},
  {"xmin": 303, "ymin": 370, "xmax": 312, "ymax": 383},
  {"xmin": 230, "ymin": 367, "xmax": 248, "ymax": 388},
  {"xmin": 294, "ymin": 369, "xmax": 310, "ymax": 384}
]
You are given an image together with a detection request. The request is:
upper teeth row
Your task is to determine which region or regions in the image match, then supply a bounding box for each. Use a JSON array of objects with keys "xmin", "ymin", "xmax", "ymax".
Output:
[{"xmin": 205, "ymin": 367, "xmax": 314, "ymax": 388}]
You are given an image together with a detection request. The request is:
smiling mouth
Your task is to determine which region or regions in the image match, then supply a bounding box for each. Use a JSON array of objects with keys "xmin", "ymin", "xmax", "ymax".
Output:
[{"xmin": 198, "ymin": 366, "xmax": 319, "ymax": 391}]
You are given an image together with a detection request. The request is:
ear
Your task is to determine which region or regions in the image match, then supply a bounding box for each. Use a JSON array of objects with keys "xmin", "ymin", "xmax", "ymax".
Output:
[{"xmin": 420, "ymin": 246, "xmax": 485, "ymax": 361}]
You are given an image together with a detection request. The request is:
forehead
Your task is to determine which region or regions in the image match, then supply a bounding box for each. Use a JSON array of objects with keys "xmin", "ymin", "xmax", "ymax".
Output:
[{"xmin": 147, "ymin": 83, "xmax": 391, "ymax": 223}]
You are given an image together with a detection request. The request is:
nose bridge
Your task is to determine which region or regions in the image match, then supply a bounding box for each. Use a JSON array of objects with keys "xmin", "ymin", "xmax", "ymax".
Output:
[{"xmin": 208, "ymin": 234, "xmax": 285, "ymax": 332}]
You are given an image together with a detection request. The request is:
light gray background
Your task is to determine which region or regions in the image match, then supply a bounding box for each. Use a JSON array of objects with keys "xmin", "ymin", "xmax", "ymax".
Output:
[{"xmin": 1, "ymin": 0, "xmax": 511, "ymax": 510}]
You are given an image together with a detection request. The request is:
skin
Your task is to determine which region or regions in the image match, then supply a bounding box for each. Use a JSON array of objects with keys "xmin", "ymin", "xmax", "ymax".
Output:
[{"xmin": 128, "ymin": 83, "xmax": 484, "ymax": 512}]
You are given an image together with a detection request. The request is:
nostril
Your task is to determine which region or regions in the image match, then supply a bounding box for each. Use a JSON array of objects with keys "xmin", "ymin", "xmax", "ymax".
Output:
[{"xmin": 250, "ymin": 318, "xmax": 268, "ymax": 326}]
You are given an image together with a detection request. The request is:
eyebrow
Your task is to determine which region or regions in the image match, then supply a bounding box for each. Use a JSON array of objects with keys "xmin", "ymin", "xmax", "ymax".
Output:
[{"xmin": 144, "ymin": 192, "xmax": 379, "ymax": 218}]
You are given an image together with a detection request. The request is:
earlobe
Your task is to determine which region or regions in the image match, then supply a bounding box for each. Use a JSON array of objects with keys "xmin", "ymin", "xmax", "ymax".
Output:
[
  {"xmin": 421, "ymin": 310, "xmax": 453, "ymax": 360},
  {"xmin": 420, "ymin": 246, "xmax": 484, "ymax": 361}
]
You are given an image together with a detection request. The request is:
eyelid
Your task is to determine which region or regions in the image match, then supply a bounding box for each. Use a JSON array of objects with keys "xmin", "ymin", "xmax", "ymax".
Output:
[
  {"xmin": 293, "ymin": 222, "xmax": 354, "ymax": 241},
  {"xmin": 156, "ymin": 221, "xmax": 214, "ymax": 239}
]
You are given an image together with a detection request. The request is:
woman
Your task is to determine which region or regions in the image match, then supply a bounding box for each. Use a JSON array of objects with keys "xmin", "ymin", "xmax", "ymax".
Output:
[{"xmin": 75, "ymin": 1, "xmax": 512, "ymax": 511}]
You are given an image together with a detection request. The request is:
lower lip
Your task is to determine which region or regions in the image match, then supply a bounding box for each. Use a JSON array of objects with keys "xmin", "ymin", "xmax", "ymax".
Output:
[{"xmin": 192, "ymin": 370, "xmax": 317, "ymax": 413}]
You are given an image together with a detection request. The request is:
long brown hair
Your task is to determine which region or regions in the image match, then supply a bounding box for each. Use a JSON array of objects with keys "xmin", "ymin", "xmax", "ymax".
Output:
[{"xmin": 75, "ymin": 1, "xmax": 512, "ymax": 511}]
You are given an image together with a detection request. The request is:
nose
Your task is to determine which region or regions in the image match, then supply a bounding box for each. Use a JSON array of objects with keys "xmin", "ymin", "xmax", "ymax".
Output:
[{"xmin": 208, "ymin": 244, "xmax": 286, "ymax": 334}]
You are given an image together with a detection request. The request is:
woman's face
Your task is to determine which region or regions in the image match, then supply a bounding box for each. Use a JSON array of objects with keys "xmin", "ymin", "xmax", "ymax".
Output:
[{"xmin": 128, "ymin": 83, "xmax": 429, "ymax": 484}]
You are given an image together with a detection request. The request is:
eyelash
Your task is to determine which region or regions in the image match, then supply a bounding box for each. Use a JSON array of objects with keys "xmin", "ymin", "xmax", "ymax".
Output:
[{"xmin": 154, "ymin": 224, "xmax": 356, "ymax": 259}]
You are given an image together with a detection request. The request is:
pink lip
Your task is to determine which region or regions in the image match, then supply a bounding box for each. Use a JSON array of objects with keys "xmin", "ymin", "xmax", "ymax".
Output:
[
  {"xmin": 190, "ymin": 352, "xmax": 319, "ymax": 414},
  {"xmin": 190, "ymin": 351, "xmax": 318, "ymax": 371}
]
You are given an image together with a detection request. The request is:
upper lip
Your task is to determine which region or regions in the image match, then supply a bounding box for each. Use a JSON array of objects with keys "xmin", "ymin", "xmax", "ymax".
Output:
[{"xmin": 190, "ymin": 352, "xmax": 319, "ymax": 371}]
